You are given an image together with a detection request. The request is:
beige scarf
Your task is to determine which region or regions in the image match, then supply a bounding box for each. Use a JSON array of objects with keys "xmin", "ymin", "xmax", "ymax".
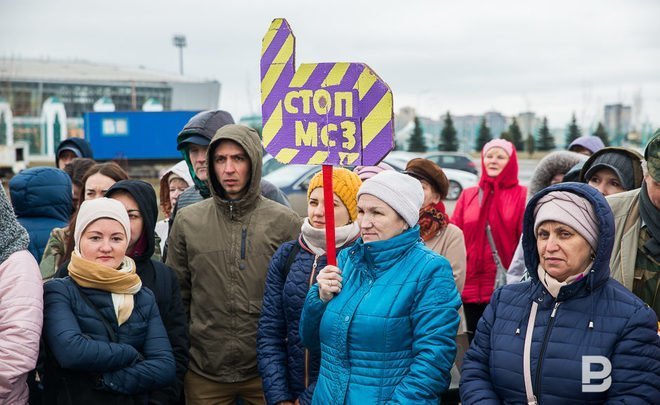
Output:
[
  {"xmin": 301, "ymin": 218, "xmax": 360, "ymax": 256},
  {"xmin": 538, "ymin": 263, "xmax": 592, "ymax": 298},
  {"xmin": 68, "ymin": 251, "xmax": 142, "ymax": 325}
]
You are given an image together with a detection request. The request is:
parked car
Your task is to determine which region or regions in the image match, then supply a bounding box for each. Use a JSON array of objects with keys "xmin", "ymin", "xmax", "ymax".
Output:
[
  {"xmin": 425, "ymin": 152, "xmax": 478, "ymax": 175},
  {"xmin": 263, "ymin": 152, "xmax": 477, "ymax": 216}
]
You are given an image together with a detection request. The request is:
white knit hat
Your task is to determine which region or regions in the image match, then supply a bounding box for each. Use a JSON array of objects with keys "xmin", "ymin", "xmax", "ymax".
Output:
[
  {"xmin": 357, "ymin": 171, "xmax": 424, "ymax": 228},
  {"xmin": 74, "ymin": 198, "xmax": 131, "ymax": 251}
]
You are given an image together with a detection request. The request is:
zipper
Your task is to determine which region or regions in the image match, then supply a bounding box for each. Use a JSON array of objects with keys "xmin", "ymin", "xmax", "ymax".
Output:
[
  {"xmin": 229, "ymin": 203, "xmax": 234, "ymax": 220},
  {"xmin": 304, "ymin": 255, "xmax": 320, "ymax": 389},
  {"xmin": 534, "ymin": 301, "xmax": 561, "ymax": 398},
  {"xmin": 240, "ymin": 226, "xmax": 247, "ymax": 260}
]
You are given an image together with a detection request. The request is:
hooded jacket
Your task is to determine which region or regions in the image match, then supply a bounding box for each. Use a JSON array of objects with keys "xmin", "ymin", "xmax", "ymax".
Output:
[
  {"xmin": 55, "ymin": 138, "xmax": 94, "ymax": 168},
  {"xmin": 451, "ymin": 147, "xmax": 527, "ymax": 304},
  {"xmin": 166, "ymin": 124, "xmax": 301, "ymax": 383},
  {"xmin": 460, "ymin": 183, "xmax": 660, "ymax": 404},
  {"xmin": 9, "ymin": 167, "xmax": 72, "ymax": 263},
  {"xmin": 0, "ymin": 185, "xmax": 43, "ymax": 405},
  {"xmin": 528, "ymin": 151, "xmax": 588, "ymax": 195},
  {"xmin": 57, "ymin": 180, "xmax": 189, "ymax": 404}
]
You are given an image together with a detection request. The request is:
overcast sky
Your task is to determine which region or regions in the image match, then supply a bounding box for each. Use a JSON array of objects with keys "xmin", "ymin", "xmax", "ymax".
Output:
[{"xmin": 2, "ymin": 0, "xmax": 659, "ymax": 131}]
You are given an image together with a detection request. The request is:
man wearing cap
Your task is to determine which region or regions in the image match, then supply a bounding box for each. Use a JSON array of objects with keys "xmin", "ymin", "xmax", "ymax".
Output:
[
  {"xmin": 167, "ymin": 124, "xmax": 301, "ymax": 404},
  {"xmin": 174, "ymin": 110, "xmax": 290, "ymax": 212},
  {"xmin": 608, "ymin": 130, "xmax": 660, "ymax": 319},
  {"xmin": 55, "ymin": 138, "xmax": 94, "ymax": 170}
]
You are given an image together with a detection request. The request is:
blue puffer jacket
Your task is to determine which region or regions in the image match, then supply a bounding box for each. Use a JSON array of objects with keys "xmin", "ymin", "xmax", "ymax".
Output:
[
  {"xmin": 258, "ymin": 238, "xmax": 355, "ymax": 405},
  {"xmin": 300, "ymin": 226, "xmax": 462, "ymax": 404},
  {"xmin": 43, "ymin": 277, "xmax": 176, "ymax": 398},
  {"xmin": 9, "ymin": 167, "xmax": 71, "ymax": 263},
  {"xmin": 460, "ymin": 183, "xmax": 660, "ymax": 404}
]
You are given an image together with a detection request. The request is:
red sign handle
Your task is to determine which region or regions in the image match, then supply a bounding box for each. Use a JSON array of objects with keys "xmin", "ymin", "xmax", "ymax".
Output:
[{"xmin": 322, "ymin": 165, "xmax": 337, "ymax": 266}]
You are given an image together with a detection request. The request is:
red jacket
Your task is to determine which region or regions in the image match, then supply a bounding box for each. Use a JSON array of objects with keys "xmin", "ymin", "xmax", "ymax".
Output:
[{"xmin": 451, "ymin": 147, "xmax": 526, "ymax": 304}]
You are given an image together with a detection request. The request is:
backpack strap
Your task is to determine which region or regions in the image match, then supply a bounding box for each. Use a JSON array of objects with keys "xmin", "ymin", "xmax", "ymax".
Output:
[
  {"xmin": 72, "ymin": 282, "xmax": 118, "ymax": 343},
  {"xmin": 283, "ymin": 243, "xmax": 301, "ymax": 279}
]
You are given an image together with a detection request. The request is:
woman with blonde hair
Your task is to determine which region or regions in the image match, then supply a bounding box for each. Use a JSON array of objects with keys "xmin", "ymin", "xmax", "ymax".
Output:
[{"xmin": 258, "ymin": 168, "xmax": 362, "ymax": 405}]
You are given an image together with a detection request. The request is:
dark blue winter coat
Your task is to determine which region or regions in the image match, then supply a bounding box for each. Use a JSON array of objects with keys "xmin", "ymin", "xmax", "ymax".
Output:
[
  {"xmin": 258, "ymin": 238, "xmax": 354, "ymax": 405},
  {"xmin": 9, "ymin": 167, "xmax": 71, "ymax": 263},
  {"xmin": 43, "ymin": 278, "xmax": 176, "ymax": 399},
  {"xmin": 460, "ymin": 183, "xmax": 660, "ymax": 404}
]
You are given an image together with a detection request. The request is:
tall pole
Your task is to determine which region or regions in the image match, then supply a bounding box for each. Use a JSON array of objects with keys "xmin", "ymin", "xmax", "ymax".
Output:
[{"xmin": 172, "ymin": 34, "xmax": 187, "ymax": 75}]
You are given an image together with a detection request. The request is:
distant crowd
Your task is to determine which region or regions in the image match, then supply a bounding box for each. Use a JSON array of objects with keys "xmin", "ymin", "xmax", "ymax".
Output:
[{"xmin": 1, "ymin": 109, "xmax": 659, "ymax": 405}]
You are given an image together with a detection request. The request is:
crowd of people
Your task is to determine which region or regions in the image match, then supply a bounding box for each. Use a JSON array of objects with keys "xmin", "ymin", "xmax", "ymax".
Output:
[{"xmin": 1, "ymin": 108, "xmax": 659, "ymax": 404}]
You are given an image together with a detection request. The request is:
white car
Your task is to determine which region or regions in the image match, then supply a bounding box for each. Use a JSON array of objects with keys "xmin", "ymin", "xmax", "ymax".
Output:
[
  {"xmin": 384, "ymin": 151, "xmax": 478, "ymax": 200},
  {"xmin": 263, "ymin": 151, "xmax": 477, "ymax": 216}
]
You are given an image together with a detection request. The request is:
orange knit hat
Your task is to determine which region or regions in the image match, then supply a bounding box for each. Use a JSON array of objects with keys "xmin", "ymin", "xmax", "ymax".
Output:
[{"xmin": 307, "ymin": 168, "xmax": 362, "ymax": 221}]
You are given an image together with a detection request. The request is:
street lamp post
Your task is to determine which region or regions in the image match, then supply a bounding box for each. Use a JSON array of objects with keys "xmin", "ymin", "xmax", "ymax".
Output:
[{"xmin": 172, "ymin": 34, "xmax": 187, "ymax": 75}]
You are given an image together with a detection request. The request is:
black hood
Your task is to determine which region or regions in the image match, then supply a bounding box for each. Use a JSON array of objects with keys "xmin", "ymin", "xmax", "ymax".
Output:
[
  {"xmin": 177, "ymin": 110, "xmax": 235, "ymax": 198},
  {"xmin": 55, "ymin": 138, "xmax": 94, "ymax": 167},
  {"xmin": 106, "ymin": 179, "xmax": 157, "ymax": 262}
]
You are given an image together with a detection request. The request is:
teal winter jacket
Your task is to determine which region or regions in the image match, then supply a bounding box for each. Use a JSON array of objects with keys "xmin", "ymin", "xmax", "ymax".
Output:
[{"xmin": 299, "ymin": 226, "xmax": 462, "ymax": 404}]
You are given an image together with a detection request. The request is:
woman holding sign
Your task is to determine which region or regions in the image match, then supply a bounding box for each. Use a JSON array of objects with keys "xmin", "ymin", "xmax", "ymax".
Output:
[
  {"xmin": 257, "ymin": 168, "xmax": 362, "ymax": 405},
  {"xmin": 451, "ymin": 139, "xmax": 526, "ymax": 343},
  {"xmin": 300, "ymin": 171, "xmax": 462, "ymax": 404}
]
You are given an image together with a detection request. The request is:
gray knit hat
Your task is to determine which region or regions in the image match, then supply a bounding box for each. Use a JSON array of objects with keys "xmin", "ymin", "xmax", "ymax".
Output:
[
  {"xmin": 534, "ymin": 191, "xmax": 598, "ymax": 251},
  {"xmin": 357, "ymin": 171, "xmax": 424, "ymax": 228}
]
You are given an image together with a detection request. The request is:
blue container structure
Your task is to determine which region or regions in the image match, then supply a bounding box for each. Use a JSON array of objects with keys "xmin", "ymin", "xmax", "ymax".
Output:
[{"xmin": 84, "ymin": 111, "xmax": 199, "ymax": 160}]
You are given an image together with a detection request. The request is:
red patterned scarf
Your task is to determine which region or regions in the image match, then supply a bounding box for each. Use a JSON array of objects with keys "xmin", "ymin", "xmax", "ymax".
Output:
[{"xmin": 418, "ymin": 201, "xmax": 449, "ymax": 242}]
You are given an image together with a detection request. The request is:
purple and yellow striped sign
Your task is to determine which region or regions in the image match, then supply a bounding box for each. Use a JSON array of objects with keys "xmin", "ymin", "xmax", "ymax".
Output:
[{"xmin": 261, "ymin": 18, "xmax": 394, "ymax": 166}]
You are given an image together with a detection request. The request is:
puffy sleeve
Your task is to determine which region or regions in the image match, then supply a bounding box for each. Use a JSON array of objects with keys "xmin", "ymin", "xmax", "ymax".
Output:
[
  {"xmin": 257, "ymin": 242, "xmax": 298, "ymax": 405},
  {"xmin": 605, "ymin": 303, "xmax": 660, "ymax": 402},
  {"xmin": 0, "ymin": 251, "xmax": 43, "ymax": 401},
  {"xmin": 389, "ymin": 256, "xmax": 462, "ymax": 404},
  {"xmin": 101, "ymin": 291, "xmax": 176, "ymax": 394},
  {"xmin": 459, "ymin": 289, "xmax": 502, "ymax": 404}
]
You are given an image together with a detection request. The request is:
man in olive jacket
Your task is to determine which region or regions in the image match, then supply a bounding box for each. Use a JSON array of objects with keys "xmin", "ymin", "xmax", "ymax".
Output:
[{"xmin": 166, "ymin": 124, "xmax": 301, "ymax": 404}]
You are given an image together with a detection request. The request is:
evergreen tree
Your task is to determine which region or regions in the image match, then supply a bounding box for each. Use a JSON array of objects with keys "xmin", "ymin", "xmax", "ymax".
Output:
[
  {"xmin": 440, "ymin": 111, "xmax": 459, "ymax": 151},
  {"xmin": 537, "ymin": 117, "xmax": 555, "ymax": 151},
  {"xmin": 508, "ymin": 118, "xmax": 524, "ymax": 151},
  {"xmin": 526, "ymin": 134, "xmax": 536, "ymax": 156},
  {"xmin": 475, "ymin": 117, "xmax": 492, "ymax": 152},
  {"xmin": 565, "ymin": 113, "xmax": 581, "ymax": 147},
  {"xmin": 500, "ymin": 131, "xmax": 513, "ymax": 144},
  {"xmin": 593, "ymin": 122, "xmax": 610, "ymax": 146},
  {"xmin": 408, "ymin": 116, "xmax": 427, "ymax": 152}
]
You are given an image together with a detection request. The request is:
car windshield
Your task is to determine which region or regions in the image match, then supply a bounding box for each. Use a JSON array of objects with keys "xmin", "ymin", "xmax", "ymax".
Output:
[{"xmin": 263, "ymin": 164, "xmax": 315, "ymax": 188}]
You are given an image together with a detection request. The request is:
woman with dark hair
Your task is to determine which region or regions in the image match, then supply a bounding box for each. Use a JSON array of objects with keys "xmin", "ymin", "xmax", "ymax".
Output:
[
  {"xmin": 40, "ymin": 162, "xmax": 129, "ymax": 280},
  {"xmin": 460, "ymin": 183, "xmax": 660, "ymax": 404},
  {"xmin": 451, "ymin": 139, "xmax": 527, "ymax": 342},
  {"xmin": 62, "ymin": 157, "xmax": 96, "ymax": 214}
]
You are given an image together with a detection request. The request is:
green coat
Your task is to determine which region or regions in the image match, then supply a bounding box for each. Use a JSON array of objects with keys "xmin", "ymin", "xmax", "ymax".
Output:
[{"xmin": 166, "ymin": 125, "xmax": 301, "ymax": 383}]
